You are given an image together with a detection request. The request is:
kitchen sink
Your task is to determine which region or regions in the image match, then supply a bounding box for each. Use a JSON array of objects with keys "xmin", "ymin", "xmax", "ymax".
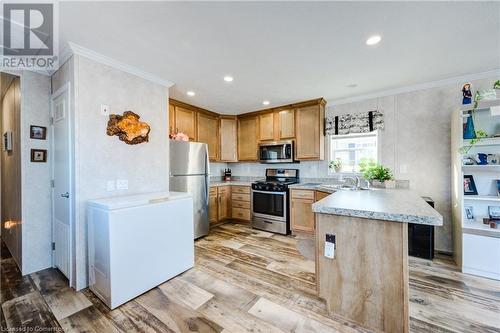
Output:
[{"xmin": 319, "ymin": 184, "xmax": 375, "ymax": 191}]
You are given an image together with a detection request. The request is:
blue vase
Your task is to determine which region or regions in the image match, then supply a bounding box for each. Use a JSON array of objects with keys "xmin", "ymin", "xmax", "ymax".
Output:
[{"xmin": 463, "ymin": 111, "xmax": 476, "ymax": 139}]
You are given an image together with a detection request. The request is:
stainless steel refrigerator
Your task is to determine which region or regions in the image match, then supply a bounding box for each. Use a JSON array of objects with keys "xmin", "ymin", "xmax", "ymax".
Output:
[{"xmin": 169, "ymin": 140, "xmax": 210, "ymax": 239}]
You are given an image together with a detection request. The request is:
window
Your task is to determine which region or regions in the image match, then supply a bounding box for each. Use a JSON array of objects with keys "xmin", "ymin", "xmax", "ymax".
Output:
[{"xmin": 329, "ymin": 132, "xmax": 378, "ymax": 173}]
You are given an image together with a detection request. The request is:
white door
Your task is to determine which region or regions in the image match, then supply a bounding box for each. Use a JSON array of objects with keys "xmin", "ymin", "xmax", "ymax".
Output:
[{"xmin": 52, "ymin": 84, "xmax": 72, "ymax": 280}]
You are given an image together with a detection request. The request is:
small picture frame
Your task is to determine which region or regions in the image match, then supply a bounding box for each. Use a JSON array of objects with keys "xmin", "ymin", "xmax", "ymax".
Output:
[
  {"xmin": 464, "ymin": 206, "xmax": 474, "ymax": 220},
  {"xmin": 463, "ymin": 175, "xmax": 478, "ymax": 195},
  {"xmin": 30, "ymin": 125, "xmax": 46, "ymax": 140},
  {"xmin": 31, "ymin": 149, "xmax": 47, "ymax": 163},
  {"xmin": 3, "ymin": 131, "xmax": 12, "ymax": 151}
]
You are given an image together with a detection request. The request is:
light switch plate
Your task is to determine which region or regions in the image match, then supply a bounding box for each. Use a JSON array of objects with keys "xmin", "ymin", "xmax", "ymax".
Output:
[
  {"xmin": 116, "ymin": 179, "xmax": 128, "ymax": 190},
  {"xmin": 400, "ymin": 164, "xmax": 408, "ymax": 174},
  {"xmin": 101, "ymin": 104, "xmax": 110, "ymax": 116},
  {"xmin": 106, "ymin": 180, "xmax": 115, "ymax": 192}
]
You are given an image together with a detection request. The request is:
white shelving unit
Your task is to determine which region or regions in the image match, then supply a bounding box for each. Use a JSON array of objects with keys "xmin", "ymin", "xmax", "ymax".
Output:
[{"xmin": 451, "ymin": 98, "xmax": 500, "ymax": 281}]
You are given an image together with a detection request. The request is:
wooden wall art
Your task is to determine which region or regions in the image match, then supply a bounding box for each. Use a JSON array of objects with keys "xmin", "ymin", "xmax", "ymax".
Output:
[{"xmin": 106, "ymin": 111, "xmax": 150, "ymax": 145}]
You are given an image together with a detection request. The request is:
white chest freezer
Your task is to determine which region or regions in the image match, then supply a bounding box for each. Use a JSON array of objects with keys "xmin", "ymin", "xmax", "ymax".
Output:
[{"xmin": 87, "ymin": 191, "xmax": 194, "ymax": 309}]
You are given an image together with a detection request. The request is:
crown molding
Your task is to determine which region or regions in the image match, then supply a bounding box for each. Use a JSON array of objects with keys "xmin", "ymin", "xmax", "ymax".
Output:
[
  {"xmin": 58, "ymin": 42, "xmax": 175, "ymax": 87},
  {"xmin": 327, "ymin": 69, "xmax": 500, "ymax": 106}
]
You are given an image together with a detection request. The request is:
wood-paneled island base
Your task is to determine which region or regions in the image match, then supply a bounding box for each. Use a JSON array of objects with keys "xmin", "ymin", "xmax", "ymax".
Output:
[{"xmin": 312, "ymin": 189, "xmax": 443, "ymax": 333}]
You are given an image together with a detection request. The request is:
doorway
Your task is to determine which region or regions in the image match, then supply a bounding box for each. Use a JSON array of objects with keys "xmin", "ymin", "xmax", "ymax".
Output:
[
  {"xmin": 51, "ymin": 83, "xmax": 73, "ymax": 284},
  {"xmin": 0, "ymin": 72, "xmax": 22, "ymax": 268}
]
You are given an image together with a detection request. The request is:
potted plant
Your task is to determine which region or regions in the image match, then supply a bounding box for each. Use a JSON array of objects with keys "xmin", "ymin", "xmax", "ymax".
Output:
[
  {"xmin": 329, "ymin": 158, "xmax": 342, "ymax": 173},
  {"xmin": 493, "ymin": 79, "xmax": 500, "ymax": 90},
  {"xmin": 361, "ymin": 163, "xmax": 395, "ymax": 188}
]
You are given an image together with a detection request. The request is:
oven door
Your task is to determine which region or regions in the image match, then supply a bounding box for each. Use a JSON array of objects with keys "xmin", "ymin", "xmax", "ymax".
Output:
[
  {"xmin": 252, "ymin": 190, "xmax": 287, "ymax": 221},
  {"xmin": 258, "ymin": 143, "xmax": 293, "ymax": 163}
]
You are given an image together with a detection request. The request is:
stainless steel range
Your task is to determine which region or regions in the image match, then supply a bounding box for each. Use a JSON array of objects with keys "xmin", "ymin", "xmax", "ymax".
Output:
[{"xmin": 251, "ymin": 168, "xmax": 299, "ymax": 235}]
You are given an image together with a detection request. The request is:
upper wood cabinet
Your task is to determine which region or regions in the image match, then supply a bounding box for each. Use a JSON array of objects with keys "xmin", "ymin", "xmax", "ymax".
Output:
[
  {"xmin": 278, "ymin": 109, "xmax": 295, "ymax": 139},
  {"xmin": 173, "ymin": 106, "xmax": 197, "ymax": 141},
  {"xmin": 238, "ymin": 116, "xmax": 259, "ymax": 161},
  {"xmin": 219, "ymin": 117, "xmax": 238, "ymax": 162},
  {"xmin": 258, "ymin": 112, "xmax": 274, "ymax": 141},
  {"xmin": 295, "ymin": 102, "xmax": 325, "ymax": 160},
  {"xmin": 197, "ymin": 112, "xmax": 219, "ymax": 161},
  {"xmin": 168, "ymin": 104, "xmax": 175, "ymax": 136}
]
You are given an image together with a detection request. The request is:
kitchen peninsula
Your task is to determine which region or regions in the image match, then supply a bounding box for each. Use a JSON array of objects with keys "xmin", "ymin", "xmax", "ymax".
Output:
[{"xmin": 312, "ymin": 189, "xmax": 443, "ymax": 333}]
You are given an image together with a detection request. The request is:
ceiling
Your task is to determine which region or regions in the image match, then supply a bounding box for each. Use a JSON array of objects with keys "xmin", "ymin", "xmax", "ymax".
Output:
[{"xmin": 59, "ymin": 2, "xmax": 500, "ymax": 114}]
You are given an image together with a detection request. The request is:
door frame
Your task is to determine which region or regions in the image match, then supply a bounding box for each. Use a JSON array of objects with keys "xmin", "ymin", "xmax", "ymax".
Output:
[{"xmin": 50, "ymin": 82, "xmax": 75, "ymax": 287}]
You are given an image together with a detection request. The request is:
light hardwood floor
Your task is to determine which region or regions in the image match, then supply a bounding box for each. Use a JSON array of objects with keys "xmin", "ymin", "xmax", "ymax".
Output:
[{"xmin": 1, "ymin": 222, "xmax": 499, "ymax": 332}]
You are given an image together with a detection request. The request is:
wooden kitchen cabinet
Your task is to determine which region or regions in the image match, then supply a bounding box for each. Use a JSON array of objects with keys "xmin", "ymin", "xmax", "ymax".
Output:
[
  {"xmin": 259, "ymin": 112, "xmax": 274, "ymax": 141},
  {"xmin": 219, "ymin": 117, "xmax": 238, "ymax": 162},
  {"xmin": 278, "ymin": 109, "xmax": 295, "ymax": 139},
  {"xmin": 168, "ymin": 104, "xmax": 175, "ymax": 136},
  {"xmin": 315, "ymin": 190, "xmax": 330, "ymax": 201},
  {"xmin": 209, "ymin": 187, "xmax": 218, "ymax": 225},
  {"xmin": 290, "ymin": 189, "xmax": 315, "ymax": 233},
  {"xmin": 295, "ymin": 102, "xmax": 325, "ymax": 160},
  {"xmin": 217, "ymin": 186, "xmax": 231, "ymax": 221},
  {"xmin": 197, "ymin": 112, "xmax": 219, "ymax": 161},
  {"xmin": 173, "ymin": 106, "xmax": 197, "ymax": 141},
  {"xmin": 238, "ymin": 116, "xmax": 259, "ymax": 161},
  {"xmin": 231, "ymin": 185, "xmax": 251, "ymax": 222},
  {"xmin": 209, "ymin": 186, "xmax": 231, "ymax": 225}
]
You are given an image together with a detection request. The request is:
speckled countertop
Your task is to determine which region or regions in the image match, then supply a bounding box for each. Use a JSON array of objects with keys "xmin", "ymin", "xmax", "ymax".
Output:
[
  {"xmin": 210, "ymin": 180, "xmax": 255, "ymax": 187},
  {"xmin": 312, "ymin": 189, "xmax": 443, "ymax": 226}
]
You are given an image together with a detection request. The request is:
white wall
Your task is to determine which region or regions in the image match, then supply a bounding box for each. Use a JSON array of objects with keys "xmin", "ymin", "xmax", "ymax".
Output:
[
  {"xmin": 69, "ymin": 55, "xmax": 169, "ymax": 289},
  {"xmin": 229, "ymin": 77, "xmax": 498, "ymax": 253},
  {"xmin": 20, "ymin": 71, "xmax": 52, "ymax": 274}
]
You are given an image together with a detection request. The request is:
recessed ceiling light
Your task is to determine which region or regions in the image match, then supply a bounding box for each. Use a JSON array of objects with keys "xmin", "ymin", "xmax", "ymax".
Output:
[
  {"xmin": 347, "ymin": 84, "xmax": 358, "ymax": 88},
  {"xmin": 262, "ymin": 100, "xmax": 270, "ymax": 106},
  {"xmin": 223, "ymin": 76, "xmax": 234, "ymax": 82},
  {"xmin": 366, "ymin": 35, "xmax": 382, "ymax": 46},
  {"xmin": 187, "ymin": 91, "xmax": 195, "ymax": 96}
]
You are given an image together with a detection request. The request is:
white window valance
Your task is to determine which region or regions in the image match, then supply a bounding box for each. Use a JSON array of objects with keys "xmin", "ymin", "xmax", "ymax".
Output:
[{"xmin": 325, "ymin": 110, "xmax": 384, "ymax": 135}]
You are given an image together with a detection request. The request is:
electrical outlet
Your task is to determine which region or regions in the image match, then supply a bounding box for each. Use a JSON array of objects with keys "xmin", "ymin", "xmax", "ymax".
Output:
[
  {"xmin": 324, "ymin": 234, "xmax": 335, "ymax": 259},
  {"xmin": 106, "ymin": 180, "xmax": 115, "ymax": 192},
  {"xmin": 101, "ymin": 104, "xmax": 110, "ymax": 116},
  {"xmin": 116, "ymin": 179, "xmax": 128, "ymax": 190}
]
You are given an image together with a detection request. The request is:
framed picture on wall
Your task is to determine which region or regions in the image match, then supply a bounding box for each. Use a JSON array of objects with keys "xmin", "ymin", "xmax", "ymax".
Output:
[
  {"xmin": 3, "ymin": 131, "xmax": 12, "ymax": 151},
  {"xmin": 30, "ymin": 125, "xmax": 47, "ymax": 140},
  {"xmin": 463, "ymin": 175, "xmax": 478, "ymax": 195},
  {"xmin": 31, "ymin": 149, "xmax": 47, "ymax": 163}
]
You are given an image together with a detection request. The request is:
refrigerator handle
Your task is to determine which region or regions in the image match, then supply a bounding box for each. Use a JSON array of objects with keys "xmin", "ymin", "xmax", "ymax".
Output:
[{"xmin": 205, "ymin": 144, "xmax": 210, "ymax": 205}]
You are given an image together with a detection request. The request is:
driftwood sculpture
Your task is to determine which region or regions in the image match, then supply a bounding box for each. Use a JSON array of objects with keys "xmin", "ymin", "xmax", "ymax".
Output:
[{"xmin": 106, "ymin": 111, "xmax": 150, "ymax": 145}]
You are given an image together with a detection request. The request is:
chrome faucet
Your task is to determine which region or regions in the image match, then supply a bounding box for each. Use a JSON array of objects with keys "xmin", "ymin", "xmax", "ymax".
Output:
[{"xmin": 344, "ymin": 176, "xmax": 361, "ymax": 189}]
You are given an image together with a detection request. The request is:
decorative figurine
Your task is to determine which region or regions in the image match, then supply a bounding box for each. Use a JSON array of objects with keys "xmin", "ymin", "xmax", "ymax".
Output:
[{"xmin": 462, "ymin": 83, "xmax": 472, "ymax": 105}]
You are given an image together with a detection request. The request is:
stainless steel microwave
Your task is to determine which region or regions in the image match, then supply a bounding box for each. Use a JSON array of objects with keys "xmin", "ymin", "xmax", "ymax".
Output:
[{"xmin": 258, "ymin": 141, "xmax": 294, "ymax": 163}]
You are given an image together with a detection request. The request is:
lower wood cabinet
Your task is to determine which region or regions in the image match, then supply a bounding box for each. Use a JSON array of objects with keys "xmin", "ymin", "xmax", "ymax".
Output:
[
  {"xmin": 209, "ymin": 187, "xmax": 218, "ymax": 224},
  {"xmin": 231, "ymin": 186, "xmax": 251, "ymax": 222},
  {"xmin": 209, "ymin": 186, "xmax": 231, "ymax": 225},
  {"xmin": 217, "ymin": 186, "xmax": 230, "ymax": 220},
  {"xmin": 290, "ymin": 189, "xmax": 332, "ymax": 233},
  {"xmin": 291, "ymin": 190, "xmax": 315, "ymax": 233}
]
